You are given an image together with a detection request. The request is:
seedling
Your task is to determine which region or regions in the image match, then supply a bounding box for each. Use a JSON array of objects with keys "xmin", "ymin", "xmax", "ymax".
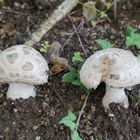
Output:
[
  {"xmin": 72, "ymin": 52, "xmax": 84, "ymax": 63},
  {"xmin": 40, "ymin": 41, "xmax": 49, "ymax": 53},
  {"xmin": 62, "ymin": 52, "xmax": 90, "ymax": 94},
  {"xmin": 60, "ymin": 111, "xmax": 82, "ymax": 140},
  {"xmin": 100, "ymin": 11, "xmax": 108, "ymax": 19},
  {"xmin": 105, "ymin": 2, "xmax": 111, "ymax": 9},
  {"xmin": 95, "ymin": 39, "xmax": 113, "ymax": 49}
]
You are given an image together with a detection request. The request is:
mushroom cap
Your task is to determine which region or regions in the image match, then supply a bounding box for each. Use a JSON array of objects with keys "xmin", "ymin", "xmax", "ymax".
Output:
[
  {"xmin": 80, "ymin": 48, "xmax": 140, "ymax": 89},
  {"xmin": 0, "ymin": 45, "xmax": 49, "ymax": 85}
]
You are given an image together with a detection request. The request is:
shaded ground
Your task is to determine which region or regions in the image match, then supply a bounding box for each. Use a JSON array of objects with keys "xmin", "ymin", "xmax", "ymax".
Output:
[{"xmin": 0, "ymin": 0, "xmax": 140, "ymax": 140}]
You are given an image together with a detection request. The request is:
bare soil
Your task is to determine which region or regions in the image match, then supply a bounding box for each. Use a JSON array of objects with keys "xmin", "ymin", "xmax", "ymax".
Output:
[{"xmin": 0, "ymin": 0, "xmax": 140, "ymax": 140}]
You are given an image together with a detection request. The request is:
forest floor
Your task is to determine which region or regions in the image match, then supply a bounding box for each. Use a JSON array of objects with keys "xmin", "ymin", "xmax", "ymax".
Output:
[{"xmin": 0, "ymin": 0, "xmax": 140, "ymax": 140}]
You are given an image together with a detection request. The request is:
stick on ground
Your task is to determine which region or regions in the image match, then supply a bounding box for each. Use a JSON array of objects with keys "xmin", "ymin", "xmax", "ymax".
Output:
[{"xmin": 24, "ymin": 0, "xmax": 79, "ymax": 47}]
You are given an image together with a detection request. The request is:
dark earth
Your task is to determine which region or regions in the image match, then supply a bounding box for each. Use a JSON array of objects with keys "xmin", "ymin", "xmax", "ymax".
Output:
[{"xmin": 0, "ymin": 0, "xmax": 140, "ymax": 140}]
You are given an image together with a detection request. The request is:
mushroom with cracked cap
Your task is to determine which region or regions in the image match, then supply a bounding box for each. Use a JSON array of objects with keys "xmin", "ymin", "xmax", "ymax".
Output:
[
  {"xmin": 0, "ymin": 45, "xmax": 49, "ymax": 99},
  {"xmin": 80, "ymin": 48, "xmax": 140, "ymax": 109}
]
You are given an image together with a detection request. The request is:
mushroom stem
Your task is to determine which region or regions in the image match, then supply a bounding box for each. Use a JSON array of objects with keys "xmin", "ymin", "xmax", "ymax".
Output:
[
  {"xmin": 102, "ymin": 86, "xmax": 129, "ymax": 110},
  {"xmin": 7, "ymin": 83, "xmax": 35, "ymax": 99}
]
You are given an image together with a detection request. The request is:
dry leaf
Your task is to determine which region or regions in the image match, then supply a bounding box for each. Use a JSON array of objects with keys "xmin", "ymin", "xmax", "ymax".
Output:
[
  {"xmin": 3, "ymin": 24, "xmax": 17, "ymax": 36},
  {"xmin": 50, "ymin": 64, "xmax": 63, "ymax": 73},
  {"xmin": 46, "ymin": 41, "xmax": 69, "ymax": 69},
  {"xmin": 50, "ymin": 55, "xmax": 68, "ymax": 69},
  {"xmin": 83, "ymin": 1, "xmax": 97, "ymax": 21}
]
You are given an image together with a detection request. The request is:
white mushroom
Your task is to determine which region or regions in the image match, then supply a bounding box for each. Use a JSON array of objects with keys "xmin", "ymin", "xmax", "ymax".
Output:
[
  {"xmin": 80, "ymin": 48, "xmax": 140, "ymax": 109},
  {"xmin": 0, "ymin": 45, "xmax": 49, "ymax": 99}
]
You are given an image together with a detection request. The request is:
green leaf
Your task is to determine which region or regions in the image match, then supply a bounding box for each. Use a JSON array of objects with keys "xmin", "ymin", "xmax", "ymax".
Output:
[
  {"xmin": 69, "ymin": 67, "xmax": 77, "ymax": 73},
  {"xmin": 125, "ymin": 33, "xmax": 140, "ymax": 48},
  {"xmin": 71, "ymin": 130, "xmax": 82, "ymax": 140},
  {"xmin": 105, "ymin": 2, "xmax": 111, "ymax": 9},
  {"xmin": 95, "ymin": 39, "xmax": 112, "ymax": 49},
  {"xmin": 72, "ymin": 79, "xmax": 82, "ymax": 86},
  {"xmin": 100, "ymin": 11, "xmax": 108, "ymax": 18},
  {"xmin": 72, "ymin": 52, "xmax": 84, "ymax": 63},
  {"xmin": 40, "ymin": 41, "xmax": 49, "ymax": 53},
  {"xmin": 91, "ymin": 20, "xmax": 97, "ymax": 27},
  {"xmin": 125, "ymin": 26, "xmax": 137, "ymax": 37},
  {"xmin": 62, "ymin": 72, "xmax": 77, "ymax": 83},
  {"xmin": 61, "ymin": 121, "xmax": 76, "ymax": 131},
  {"xmin": 125, "ymin": 26, "xmax": 140, "ymax": 48},
  {"xmin": 59, "ymin": 112, "xmax": 77, "ymax": 131},
  {"xmin": 60, "ymin": 111, "xmax": 77, "ymax": 122}
]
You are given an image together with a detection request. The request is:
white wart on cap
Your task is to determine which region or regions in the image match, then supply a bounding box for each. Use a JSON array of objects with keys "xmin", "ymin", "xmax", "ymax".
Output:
[
  {"xmin": 0, "ymin": 45, "xmax": 49, "ymax": 99},
  {"xmin": 80, "ymin": 48, "xmax": 140, "ymax": 109}
]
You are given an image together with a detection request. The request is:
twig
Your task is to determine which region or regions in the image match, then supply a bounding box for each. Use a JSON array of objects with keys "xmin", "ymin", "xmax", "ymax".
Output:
[
  {"xmin": 24, "ymin": 0, "xmax": 79, "ymax": 47},
  {"xmin": 53, "ymin": 82, "xmax": 68, "ymax": 112},
  {"xmin": 68, "ymin": 15, "xmax": 87, "ymax": 57},
  {"xmin": 113, "ymin": 0, "xmax": 117, "ymax": 21},
  {"xmin": 62, "ymin": 18, "xmax": 85, "ymax": 49},
  {"xmin": 0, "ymin": 9, "xmax": 28, "ymax": 16},
  {"xmin": 76, "ymin": 93, "xmax": 90, "ymax": 130}
]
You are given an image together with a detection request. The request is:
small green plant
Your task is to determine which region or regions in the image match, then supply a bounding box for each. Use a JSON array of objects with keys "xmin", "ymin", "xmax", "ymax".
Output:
[
  {"xmin": 100, "ymin": 11, "xmax": 108, "ymax": 19},
  {"xmin": 40, "ymin": 41, "xmax": 49, "ymax": 53},
  {"xmin": 95, "ymin": 39, "xmax": 113, "ymax": 49},
  {"xmin": 60, "ymin": 111, "xmax": 82, "ymax": 140},
  {"xmin": 125, "ymin": 26, "xmax": 140, "ymax": 48},
  {"xmin": 62, "ymin": 52, "xmax": 90, "ymax": 94},
  {"xmin": 72, "ymin": 52, "xmax": 84, "ymax": 63},
  {"xmin": 105, "ymin": 2, "xmax": 111, "ymax": 9},
  {"xmin": 91, "ymin": 0, "xmax": 119, "ymax": 27}
]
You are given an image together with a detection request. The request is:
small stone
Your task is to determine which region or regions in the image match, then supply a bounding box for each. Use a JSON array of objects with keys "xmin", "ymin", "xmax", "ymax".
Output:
[
  {"xmin": 13, "ymin": 108, "xmax": 18, "ymax": 113},
  {"xmin": 14, "ymin": 2, "xmax": 20, "ymax": 7},
  {"xmin": 0, "ymin": 135, "xmax": 3, "ymax": 139},
  {"xmin": 35, "ymin": 136, "xmax": 41, "ymax": 140},
  {"xmin": 108, "ymin": 113, "xmax": 114, "ymax": 117},
  {"xmin": 33, "ymin": 126, "xmax": 38, "ymax": 130},
  {"xmin": 4, "ymin": 127, "xmax": 9, "ymax": 133},
  {"xmin": 0, "ymin": 94, "xmax": 3, "ymax": 98},
  {"xmin": 42, "ymin": 102, "xmax": 49, "ymax": 108},
  {"xmin": 47, "ymin": 89, "xmax": 51, "ymax": 94}
]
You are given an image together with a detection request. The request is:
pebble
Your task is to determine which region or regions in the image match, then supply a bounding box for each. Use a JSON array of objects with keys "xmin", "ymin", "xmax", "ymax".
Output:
[
  {"xmin": 45, "ymin": 95, "xmax": 49, "ymax": 102},
  {"xmin": 13, "ymin": 108, "xmax": 18, "ymax": 113},
  {"xmin": 108, "ymin": 113, "xmax": 115, "ymax": 117},
  {"xmin": 14, "ymin": 2, "xmax": 20, "ymax": 7},
  {"xmin": 35, "ymin": 136, "xmax": 41, "ymax": 140},
  {"xmin": 47, "ymin": 89, "xmax": 51, "ymax": 94},
  {"xmin": 33, "ymin": 126, "xmax": 38, "ymax": 130},
  {"xmin": 0, "ymin": 93, "xmax": 3, "ymax": 98},
  {"xmin": 0, "ymin": 135, "xmax": 3, "ymax": 139},
  {"xmin": 4, "ymin": 127, "xmax": 9, "ymax": 133},
  {"xmin": 42, "ymin": 102, "xmax": 49, "ymax": 108}
]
